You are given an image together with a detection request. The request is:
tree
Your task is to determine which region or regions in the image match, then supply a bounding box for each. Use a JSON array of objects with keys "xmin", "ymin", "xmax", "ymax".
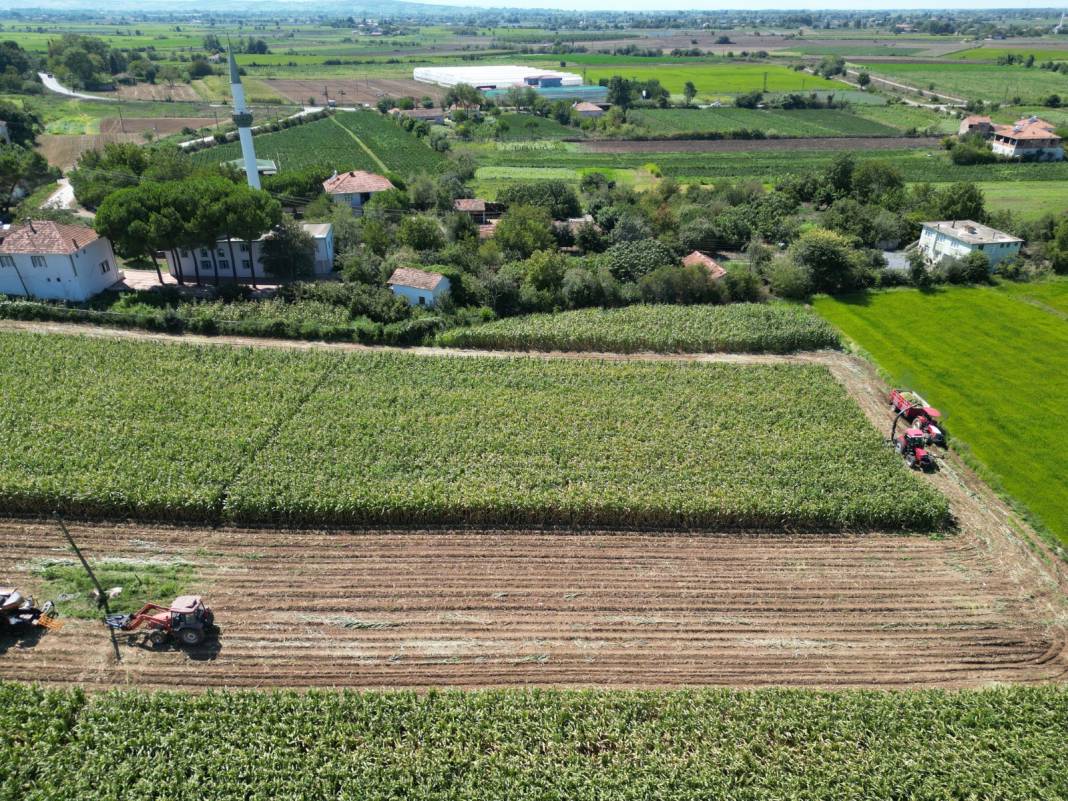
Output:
[
  {"xmin": 606, "ymin": 75, "xmax": 632, "ymax": 109},
  {"xmin": 397, "ymin": 214, "xmax": 445, "ymax": 251},
  {"xmin": 603, "ymin": 239, "xmax": 675, "ymax": 284},
  {"xmin": 683, "ymin": 81, "xmax": 697, "ymax": 105},
  {"xmin": 935, "ymin": 182, "xmax": 986, "ymax": 222},
  {"xmin": 856, "ymin": 71, "xmax": 871, "ymax": 88},
  {"xmin": 221, "ymin": 184, "xmax": 282, "ymax": 287},
  {"xmin": 94, "ymin": 182, "xmax": 167, "ymax": 283},
  {"xmin": 494, "ymin": 205, "xmax": 555, "ymax": 259},
  {"xmin": 260, "ymin": 214, "xmax": 314, "ymax": 280},
  {"xmin": 787, "ymin": 228, "xmax": 865, "ymax": 294},
  {"xmin": 0, "ymin": 100, "xmax": 42, "ymax": 147},
  {"xmin": 497, "ymin": 180, "xmax": 580, "ymax": 219},
  {"xmin": 0, "ymin": 144, "xmax": 54, "ymax": 218}
]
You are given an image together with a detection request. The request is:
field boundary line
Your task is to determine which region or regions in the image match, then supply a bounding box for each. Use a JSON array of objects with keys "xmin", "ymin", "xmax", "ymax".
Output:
[{"xmin": 330, "ymin": 114, "xmax": 388, "ymax": 173}]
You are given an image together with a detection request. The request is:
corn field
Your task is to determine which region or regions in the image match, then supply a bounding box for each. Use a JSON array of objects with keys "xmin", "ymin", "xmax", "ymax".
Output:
[
  {"xmin": 0, "ymin": 332, "xmax": 946, "ymax": 530},
  {"xmin": 3, "ymin": 683, "xmax": 1066, "ymax": 801},
  {"xmin": 438, "ymin": 303, "xmax": 841, "ymax": 354}
]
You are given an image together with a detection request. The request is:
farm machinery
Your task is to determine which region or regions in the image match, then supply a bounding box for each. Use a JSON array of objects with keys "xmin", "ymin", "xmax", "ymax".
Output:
[
  {"xmin": 894, "ymin": 427, "xmax": 937, "ymax": 471},
  {"xmin": 105, "ymin": 596, "xmax": 215, "ymax": 647},
  {"xmin": 890, "ymin": 389, "xmax": 946, "ymax": 447},
  {"xmin": 1, "ymin": 587, "xmax": 59, "ymax": 632}
]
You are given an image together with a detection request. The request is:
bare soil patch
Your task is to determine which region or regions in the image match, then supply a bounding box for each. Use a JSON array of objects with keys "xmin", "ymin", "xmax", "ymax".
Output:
[
  {"xmin": 98, "ymin": 117, "xmax": 219, "ymax": 135},
  {"xmin": 106, "ymin": 83, "xmax": 202, "ymax": 102},
  {"xmin": 582, "ymin": 136, "xmax": 943, "ymax": 154},
  {"xmin": 36, "ymin": 133, "xmax": 141, "ymax": 170},
  {"xmin": 265, "ymin": 78, "xmax": 446, "ymax": 106}
]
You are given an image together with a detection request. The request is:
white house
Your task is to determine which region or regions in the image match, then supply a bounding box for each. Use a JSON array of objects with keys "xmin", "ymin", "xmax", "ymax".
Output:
[
  {"xmin": 322, "ymin": 170, "xmax": 394, "ymax": 212},
  {"xmin": 163, "ymin": 222, "xmax": 334, "ymax": 283},
  {"xmin": 918, "ymin": 220, "xmax": 1022, "ymax": 268},
  {"xmin": 0, "ymin": 220, "xmax": 122, "ymax": 301},
  {"xmin": 387, "ymin": 267, "xmax": 450, "ymax": 307},
  {"xmin": 991, "ymin": 117, "xmax": 1063, "ymax": 161}
]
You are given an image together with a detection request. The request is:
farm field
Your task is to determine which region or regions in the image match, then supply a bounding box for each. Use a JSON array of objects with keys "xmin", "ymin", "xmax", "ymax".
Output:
[
  {"xmin": 579, "ymin": 63, "xmax": 834, "ymax": 97},
  {"xmin": 851, "ymin": 103, "xmax": 959, "ymax": 134},
  {"xmin": 496, "ymin": 113, "xmax": 576, "ymax": 140},
  {"xmin": 0, "ymin": 330, "xmax": 946, "ymax": 530},
  {"xmin": 858, "ymin": 62, "xmax": 1068, "ymax": 103},
  {"xmin": 264, "ymin": 77, "xmax": 447, "ymax": 106},
  {"xmin": 0, "ymin": 521, "xmax": 1065, "ymax": 693},
  {"xmin": 626, "ymin": 107, "xmax": 902, "ymax": 137},
  {"xmin": 967, "ymin": 181, "xmax": 1068, "ymax": 220},
  {"xmin": 814, "ymin": 282, "xmax": 1068, "ymax": 547},
  {"xmin": 949, "ymin": 46, "xmax": 1068, "ymax": 61},
  {"xmin": 439, "ymin": 303, "xmax": 841, "ymax": 354},
  {"xmin": 5, "ymin": 682, "xmax": 1066, "ymax": 800}
]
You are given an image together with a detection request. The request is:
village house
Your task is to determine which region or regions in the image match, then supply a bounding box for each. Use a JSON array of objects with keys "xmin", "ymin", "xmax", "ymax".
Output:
[
  {"xmin": 572, "ymin": 101, "xmax": 605, "ymax": 119},
  {"xmin": 322, "ymin": 170, "xmax": 395, "ymax": 212},
  {"xmin": 164, "ymin": 223, "xmax": 334, "ymax": 283},
  {"xmin": 0, "ymin": 220, "xmax": 121, "ymax": 301},
  {"xmin": 453, "ymin": 198, "xmax": 504, "ymax": 224},
  {"xmin": 958, "ymin": 114, "xmax": 993, "ymax": 138},
  {"xmin": 387, "ymin": 267, "xmax": 450, "ymax": 307},
  {"xmin": 918, "ymin": 220, "xmax": 1022, "ymax": 268},
  {"xmin": 990, "ymin": 117, "xmax": 1063, "ymax": 160},
  {"xmin": 682, "ymin": 250, "xmax": 728, "ymax": 281}
]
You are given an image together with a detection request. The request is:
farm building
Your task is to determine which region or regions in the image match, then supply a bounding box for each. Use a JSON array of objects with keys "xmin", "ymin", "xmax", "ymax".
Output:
[
  {"xmin": 682, "ymin": 250, "xmax": 728, "ymax": 281},
  {"xmin": 323, "ymin": 170, "xmax": 395, "ymax": 212},
  {"xmin": 991, "ymin": 117, "xmax": 1063, "ymax": 160},
  {"xmin": 225, "ymin": 157, "xmax": 278, "ymax": 177},
  {"xmin": 454, "ymin": 198, "xmax": 503, "ymax": 223},
  {"xmin": 573, "ymin": 101, "xmax": 605, "ymax": 119},
  {"xmin": 958, "ymin": 115, "xmax": 992, "ymax": 138},
  {"xmin": 164, "ymin": 223, "xmax": 334, "ymax": 283},
  {"xmin": 413, "ymin": 65, "xmax": 582, "ymax": 90},
  {"xmin": 387, "ymin": 267, "xmax": 450, "ymax": 307},
  {"xmin": 918, "ymin": 220, "xmax": 1022, "ymax": 268},
  {"xmin": 391, "ymin": 107, "xmax": 446, "ymax": 124},
  {"xmin": 0, "ymin": 220, "xmax": 121, "ymax": 301}
]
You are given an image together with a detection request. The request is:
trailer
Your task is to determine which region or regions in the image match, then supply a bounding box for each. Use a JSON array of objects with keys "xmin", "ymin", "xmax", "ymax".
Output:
[{"xmin": 890, "ymin": 389, "xmax": 946, "ymax": 446}]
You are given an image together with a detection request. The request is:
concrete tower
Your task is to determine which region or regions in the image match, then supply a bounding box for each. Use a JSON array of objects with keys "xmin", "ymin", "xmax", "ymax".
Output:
[{"xmin": 228, "ymin": 49, "xmax": 260, "ymax": 189}]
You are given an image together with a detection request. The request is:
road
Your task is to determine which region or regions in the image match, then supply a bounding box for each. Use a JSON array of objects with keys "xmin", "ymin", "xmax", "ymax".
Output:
[
  {"xmin": 178, "ymin": 106, "xmax": 326, "ymax": 150},
  {"xmin": 37, "ymin": 72, "xmax": 115, "ymax": 102}
]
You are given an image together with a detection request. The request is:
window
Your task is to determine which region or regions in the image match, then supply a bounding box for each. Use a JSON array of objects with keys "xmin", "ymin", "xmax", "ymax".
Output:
[
  {"xmin": 200, "ymin": 248, "xmax": 209, "ymax": 257},
  {"xmin": 219, "ymin": 260, "xmax": 229, "ymax": 271},
  {"xmin": 242, "ymin": 259, "xmax": 251, "ymax": 270},
  {"xmin": 181, "ymin": 249, "xmax": 191, "ymax": 258},
  {"xmin": 0, "ymin": 255, "xmax": 13, "ymax": 268},
  {"xmin": 239, "ymin": 243, "xmax": 249, "ymax": 252},
  {"xmin": 418, "ymin": 296, "xmax": 426, "ymax": 306},
  {"xmin": 99, "ymin": 260, "xmax": 111, "ymax": 274},
  {"xmin": 216, "ymin": 248, "xmax": 226, "ymax": 257},
  {"xmin": 200, "ymin": 260, "xmax": 211, "ymax": 271},
  {"xmin": 31, "ymin": 256, "xmax": 46, "ymax": 268}
]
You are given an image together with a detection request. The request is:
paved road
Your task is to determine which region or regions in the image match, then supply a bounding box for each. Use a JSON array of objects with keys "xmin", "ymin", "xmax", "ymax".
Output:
[
  {"xmin": 37, "ymin": 72, "xmax": 114, "ymax": 102},
  {"xmin": 41, "ymin": 178, "xmax": 75, "ymax": 210},
  {"xmin": 178, "ymin": 106, "xmax": 325, "ymax": 150}
]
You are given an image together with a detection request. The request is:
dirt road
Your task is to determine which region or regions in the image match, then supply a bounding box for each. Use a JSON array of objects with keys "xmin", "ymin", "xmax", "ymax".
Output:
[{"xmin": 0, "ymin": 321, "xmax": 1064, "ymax": 690}]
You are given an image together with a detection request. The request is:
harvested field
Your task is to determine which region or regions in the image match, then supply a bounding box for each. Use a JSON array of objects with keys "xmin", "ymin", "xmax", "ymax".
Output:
[
  {"xmin": 265, "ymin": 78, "xmax": 447, "ymax": 105},
  {"xmin": 0, "ymin": 522, "xmax": 1064, "ymax": 691},
  {"xmin": 107, "ymin": 83, "xmax": 202, "ymax": 102},
  {"xmin": 98, "ymin": 117, "xmax": 219, "ymax": 135},
  {"xmin": 36, "ymin": 132, "xmax": 141, "ymax": 169},
  {"xmin": 581, "ymin": 136, "xmax": 943, "ymax": 154}
]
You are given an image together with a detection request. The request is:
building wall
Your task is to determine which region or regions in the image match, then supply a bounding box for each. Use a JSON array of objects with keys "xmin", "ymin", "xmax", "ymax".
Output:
[
  {"xmin": 329, "ymin": 191, "xmax": 376, "ymax": 212},
  {"xmin": 390, "ymin": 278, "xmax": 450, "ymax": 307},
  {"xmin": 991, "ymin": 139, "xmax": 1064, "ymax": 160},
  {"xmin": 919, "ymin": 227, "xmax": 1021, "ymax": 268},
  {"xmin": 164, "ymin": 228, "xmax": 334, "ymax": 283},
  {"xmin": 0, "ymin": 238, "xmax": 121, "ymax": 301}
]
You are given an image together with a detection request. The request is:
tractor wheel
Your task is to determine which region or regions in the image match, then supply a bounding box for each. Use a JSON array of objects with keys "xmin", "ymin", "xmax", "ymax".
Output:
[
  {"xmin": 148, "ymin": 630, "xmax": 168, "ymax": 648},
  {"xmin": 178, "ymin": 628, "xmax": 204, "ymax": 647}
]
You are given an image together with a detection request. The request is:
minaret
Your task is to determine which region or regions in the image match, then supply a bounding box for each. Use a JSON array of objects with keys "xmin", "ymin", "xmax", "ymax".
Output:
[{"xmin": 228, "ymin": 49, "xmax": 260, "ymax": 190}]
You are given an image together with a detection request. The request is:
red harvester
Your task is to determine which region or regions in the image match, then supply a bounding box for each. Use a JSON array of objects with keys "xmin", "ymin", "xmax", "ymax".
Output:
[
  {"xmin": 895, "ymin": 427, "xmax": 936, "ymax": 471},
  {"xmin": 105, "ymin": 595, "xmax": 215, "ymax": 647},
  {"xmin": 889, "ymin": 389, "xmax": 946, "ymax": 446}
]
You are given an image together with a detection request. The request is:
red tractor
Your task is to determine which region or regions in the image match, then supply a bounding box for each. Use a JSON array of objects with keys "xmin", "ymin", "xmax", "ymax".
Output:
[
  {"xmin": 105, "ymin": 595, "xmax": 215, "ymax": 647},
  {"xmin": 895, "ymin": 427, "xmax": 936, "ymax": 471},
  {"xmin": 890, "ymin": 389, "xmax": 946, "ymax": 447}
]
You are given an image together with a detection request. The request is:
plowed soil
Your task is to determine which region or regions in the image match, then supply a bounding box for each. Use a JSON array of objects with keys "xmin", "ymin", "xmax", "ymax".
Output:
[
  {"xmin": 99, "ymin": 117, "xmax": 219, "ymax": 135},
  {"xmin": 265, "ymin": 78, "xmax": 446, "ymax": 106},
  {"xmin": 0, "ymin": 320, "xmax": 1065, "ymax": 690}
]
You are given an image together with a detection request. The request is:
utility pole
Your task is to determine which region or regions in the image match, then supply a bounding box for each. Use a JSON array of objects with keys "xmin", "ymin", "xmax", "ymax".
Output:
[{"xmin": 117, "ymin": 107, "xmax": 125, "ymax": 133}]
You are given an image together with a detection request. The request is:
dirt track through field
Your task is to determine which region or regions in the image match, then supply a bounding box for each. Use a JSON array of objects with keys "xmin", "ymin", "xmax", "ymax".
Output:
[{"xmin": 0, "ymin": 320, "xmax": 1065, "ymax": 690}]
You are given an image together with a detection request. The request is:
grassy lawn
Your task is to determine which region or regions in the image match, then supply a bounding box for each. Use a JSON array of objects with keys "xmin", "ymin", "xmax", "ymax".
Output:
[{"xmin": 814, "ymin": 282, "xmax": 1068, "ymax": 547}]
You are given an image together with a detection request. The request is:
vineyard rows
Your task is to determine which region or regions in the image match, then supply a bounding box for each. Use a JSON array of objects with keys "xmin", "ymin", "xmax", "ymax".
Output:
[
  {"xmin": 0, "ymin": 332, "xmax": 947, "ymax": 530},
  {"xmin": 4, "ymin": 683, "xmax": 1066, "ymax": 800},
  {"xmin": 627, "ymin": 108, "xmax": 903, "ymax": 138},
  {"xmin": 439, "ymin": 303, "xmax": 842, "ymax": 354}
]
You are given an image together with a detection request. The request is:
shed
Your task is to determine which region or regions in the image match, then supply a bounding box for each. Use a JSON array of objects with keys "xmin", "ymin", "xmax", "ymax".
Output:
[
  {"xmin": 387, "ymin": 267, "xmax": 451, "ymax": 307},
  {"xmin": 682, "ymin": 250, "xmax": 727, "ymax": 281}
]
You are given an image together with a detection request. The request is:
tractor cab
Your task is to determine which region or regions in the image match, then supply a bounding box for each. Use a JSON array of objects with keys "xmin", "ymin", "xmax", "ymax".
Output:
[
  {"xmin": 169, "ymin": 596, "xmax": 214, "ymax": 644},
  {"xmin": 896, "ymin": 428, "xmax": 935, "ymax": 471}
]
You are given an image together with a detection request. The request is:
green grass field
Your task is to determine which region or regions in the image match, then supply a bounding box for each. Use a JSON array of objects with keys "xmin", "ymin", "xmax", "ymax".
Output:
[
  {"xmin": 970, "ymin": 181, "xmax": 1068, "ymax": 220},
  {"xmin": 580, "ymin": 63, "xmax": 831, "ymax": 98},
  {"xmin": 860, "ymin": 61, "xmax": 1068, "ymax": 103},
  {"xmin": 814, "ymin": 282, "xmax": 1068, "ymax": 547},
  {"xmin": 4, "ymin": 683, "xmax": 1066, "ymax": 801},
  {"xmin": 627, "ymin": 107, "xmax": 902, "ymax": 137},
  {"xmin": 496, "ymin": 113, "xmax": 576, "ymax": 140},
  {"xmin": 0, "ymin": 331, "xmax": 946, "ymax": 531},
  {"xmin": 851, "ymin": 103, "xmax": 959, "ymax": 134},
  {"xmin": 949, "ymin": 46, "xmax": 1068, "ymax": 62}
]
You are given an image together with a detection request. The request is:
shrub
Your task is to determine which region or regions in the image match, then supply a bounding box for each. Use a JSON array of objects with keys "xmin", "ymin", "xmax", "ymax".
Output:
[{"xmin": 604, "ymin": 239, "xmax": 676, "ymax": 284}]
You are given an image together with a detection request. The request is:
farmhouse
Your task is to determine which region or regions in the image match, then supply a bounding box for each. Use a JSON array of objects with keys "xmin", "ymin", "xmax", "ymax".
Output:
[
  {"xmin": 164, "ymin": 222, "xmax": 334, "ymax": 283},
  {"xmin": 0, "ymin": 220, "xmax": 121, "ymax": 301},
  {"xmin": 453, "ymin": 198, "xmax": 503, "ymax": 223},
  {"xmin": 682, "ymin": 250, "xmax": 728, "ymax": 281},
  {"xmin": 958, "ymin": 115, "xmax": 992, "ymax": 138},
  {"xmin": 323, "ymin": 170, "xmax": 395, "ymax": 211},
  {"xmin": 990, "ymin": 117, "xmax": 1063, "ymax": 160},
  {"xmin": 573, "ymin": 101, "xmax": 605, "ymax": 119},
  {"xmin": 387, "ymin": 267, "xmax": 450, "ymax": 307},
  {"xmin": 918, "ymin": 220, "xmax": 1022, "ymax": 268}
]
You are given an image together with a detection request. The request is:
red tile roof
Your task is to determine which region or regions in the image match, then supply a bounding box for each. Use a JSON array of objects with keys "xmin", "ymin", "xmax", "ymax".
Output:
[
  {"xmin": 0, "ymin": 221, "xmax": 100, "ymax": 255},
  {"xmin": 478, "ymin": 218, "xmax": 499, "ymax": 239},
  {"xmin": 387, "ymin": 267, "xmax": 447, "ymax": 291},
  {"xmin": 322, "ymin": 170, "xmax": 394, "ymax": 195},
  {"xmin": 960, "ymin": 115, "xmax": 991, "ymax": 125},
  {"xmin": 682, "ymin": 250, "xmax": 727, "ymax": 281},
  {"xmin": 573, "ymin": 102, "xmax": 603, "ymax": 113},
  {"xmin": 994, "ymin": 118, "xmax": 1061, "ymax": 141},
  {"xmin": 454, "ymin": 198, "xmax": 487, "ymax": 212}
]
